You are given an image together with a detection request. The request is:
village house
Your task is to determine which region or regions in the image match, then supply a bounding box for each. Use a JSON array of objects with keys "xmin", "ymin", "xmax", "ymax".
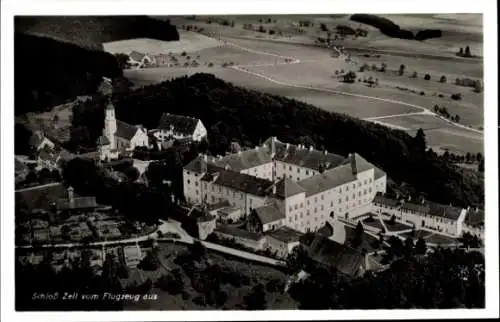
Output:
[
  {"xmin": 127, "ymin": 51, "xmax": 156, "ymax": 69},
  {"xmin": 213, "ymin": 225, "xmax": 267, "ymax": 251},
  {"xmin": 371, "ymin": 193, "xmax": 468, "ymax": 237},
  {"xmin": 462, "ymin": 208, "xmax": 484, "ymax": 239},
  {"xmin": 56, "ymin": 186, "xmax": 98, "ymax": 214},
  {"xmin": 29, "ymin": 131, "xmax": 55, "ymax": 152},
  {"xmin": 154, "ymin": 113, "xmax": 207, "ymax": 144},
  {"xmin": 265, "ymin": 226, "xmax": 303, "ymax": 259},
  {"xmin": 98, "ymin": 101, "xmax": 149, "ymax": 161},
  {"xmin": 183, "ymin": 136, "xmax": 387, "ymax": 234},
  {"xmin": 217, "ymin": 206, "xmax": 243, "ymax": 224}
]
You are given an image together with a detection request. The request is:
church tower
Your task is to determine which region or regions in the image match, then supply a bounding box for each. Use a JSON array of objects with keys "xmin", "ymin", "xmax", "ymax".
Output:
[{"xmin": 104, "ymin": 101, "xmax": 117, "ymax": 149}]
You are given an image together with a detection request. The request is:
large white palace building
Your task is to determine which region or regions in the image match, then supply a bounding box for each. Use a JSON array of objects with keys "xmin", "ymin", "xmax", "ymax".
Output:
[{"xmin": 183, "ymin": 137, "xmax": 387, "ymax": 234}]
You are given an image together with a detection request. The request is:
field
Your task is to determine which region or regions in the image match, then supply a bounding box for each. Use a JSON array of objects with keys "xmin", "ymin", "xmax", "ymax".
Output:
[
  {"xmin": 123, "ymin": 242, "xmax": 297, "ymax": 310},
  {"xmin": 103, "ymin": 31, "xmax": 221, "ymax": 55},
  {"xmin": 122, "ymin": 14, "xmax": 483, "ymax": 156}
]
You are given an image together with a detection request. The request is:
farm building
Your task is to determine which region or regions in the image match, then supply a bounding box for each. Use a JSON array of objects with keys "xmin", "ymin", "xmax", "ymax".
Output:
[
  {"xmin": 127, "ymin": 51, "xmax": 156, "ymax": 69},
  {"xmin": 213, "ymin": 225, "xmax": 267, "ymax": 251},
  {"xmin": 155, "ymin": 113, "xmax": 208, "ymax": 143},
  {"xmin": 56, "ymin": 186, "xmax": 98, "ymax": 214},
  {"xmin": 265, "ymin": 226, "xmax": 303, "ymax": 259}
]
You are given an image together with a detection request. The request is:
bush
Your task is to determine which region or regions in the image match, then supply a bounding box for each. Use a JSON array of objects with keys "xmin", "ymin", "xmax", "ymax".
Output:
[
  {"xmin": 208, "ymin": 62, "xmax": 214, "ymax": 67},
  {"xmin": 181, "ymin": 51, "xmax": 187, "ymax": 56},
  {"xmin": 451, "ymin": 93, "xmax": 462, "ymax": 100},
  {"xmin": 411, "ymin": 71, "xmax": 418, "ymax": 78},
  {"xmin": 440, "ymin": 75, "xmax": 447, "ymax": 83},
  {"xmin": 424, "ymin": 74, "xmax": 431, "ymax": 80},
  {"xmin": 420, "ymin": 91, "xmax": 425, "ymax": 96},
  {"xmin": 268, "ymin": 29, "xmax": 276, "ymax": 35}
]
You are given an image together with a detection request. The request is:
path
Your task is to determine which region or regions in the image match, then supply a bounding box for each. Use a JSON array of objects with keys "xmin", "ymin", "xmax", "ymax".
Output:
[
  {"xmin": 15, "ymin": 181, "xmax": 62, "ymax": 192},
  {"xmin": 219, "ymin": 37, "xmax": 483, "ymax": 136}
]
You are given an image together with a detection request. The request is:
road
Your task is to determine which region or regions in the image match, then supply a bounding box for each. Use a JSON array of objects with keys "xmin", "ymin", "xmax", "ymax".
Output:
[
  {"xmin": 220, "ymin": 37, "xmax": 483, "ymax": 136},
  {"xmin": 16, "ymin": 218, "xmax": 286, "ymax": 267}
]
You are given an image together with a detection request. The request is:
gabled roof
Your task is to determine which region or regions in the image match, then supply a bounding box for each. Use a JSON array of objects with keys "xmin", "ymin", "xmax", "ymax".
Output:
[
  {"xmin": 297, "ymin": 163, "xmax": 357, "ymax": 197},
  {"xmin": 56, "ymin": 196, "xmax": 98, "ymax": 210},
  {"xmin": 129, "ymin": 50, "xmax": 145, "ymax": 62},
  {"xmin": 202, "ymin": 167, "xmax": 274, "ymax": 197},
  {"xmin": 401, "ymin": 202, "xmax": 430, "ymax": 214},
  {"xmin": 305, "ymin": 234, "xmax": 367, "ymax": 277},
  {"xmin": 212, "ymin": 148, "xmax": 272, "ymax": 172},
  {"xmin": 214, "ymin": 225, "xmax": 265, "ymax": 241},
  {"xmin": 428, "ymin": 202, "xmax": 464, "ymax": 221},
  {"xmin": 158, "ymin": 113, "xmax": 200, "ymax": 135},
  {"xmin": 275, "ymin": 177, "xmax": 305, "ymax": 199},
  {"xmin": 373, "ymin": 192, "xmax": 400, "ymax": 207},
  {"xmin": 464, "ymin": 209, "xmax": 484, "ymax": 227},
  {"xmin": 97, "ymin": 135, "xmax": 110, "ymax": 146},
  {"xmin": 263, "ymin": 137, "xmax": 345, "ymax": 171},
  {"xmin": 253, "ymin": 203, "xmax": 286, "ymax": 224},
  {"xmin": 266, "ymin": 226, "xmax": 303, "ymax": 243},
  {"xmin": 116, "ymin": 120, "xmax": 140, "ymax": 141}
]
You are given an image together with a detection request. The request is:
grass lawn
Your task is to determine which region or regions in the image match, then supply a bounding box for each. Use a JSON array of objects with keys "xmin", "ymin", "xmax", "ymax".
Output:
[
  {"xmin": 123, "ymin": 242, "xmax": 297, "ymax": 310},
  {"xmin": 344, "ymin": 226, "xmax": 381, "ymax": 253},
  {"xmin": 399, "ymin": 229, "xmax": 433, "ymax": 240},
  {"xmin": 362, "ymin": 217, "xmax": 385, "ymax": 231},
  {"xmin": 425, "ymin": 233, "xmax": 461, "ymax": 245},
  {"xmin": 383, "ymin": 220, "xmax": 413, "ymax": 232}
]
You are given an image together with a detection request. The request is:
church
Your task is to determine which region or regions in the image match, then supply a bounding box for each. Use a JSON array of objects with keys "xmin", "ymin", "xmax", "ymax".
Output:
[{"xmin": 97, "ymin": 101, "xmax": 149, "ymax": 161}]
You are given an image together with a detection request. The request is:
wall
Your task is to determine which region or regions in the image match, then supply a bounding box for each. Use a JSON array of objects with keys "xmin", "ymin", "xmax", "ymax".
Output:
[
  {"xmin": 262, "ymin": 218, "xmax": 285, "ymax": 232},
  {"xmin": 241, "ymin": 162, "xmax": 273, "ymax": 181},
  {"xmin": 274, "ymin": 160, "xmax": 319, "ymax": 182},
  {"xmin": 193, "ymin": 121, "xmax": 208, "ymax": 142},
  {"xmin": 129, "ymin": 129, "xmax": 149, "ymax": 150},
  {"xmin": 266, "ymin": 236, "xmax": 300, "ymax": 259},
  {"xmin": 214, "ymin": 231, "xmax": 267, "ymax": 251},
  {"xmin": 197, "ymin": 218, "xmax": 216, "ymax": 240},
  {"xmin": 183, "ymin": 168, "xmax": 203, "ymax": 204}
]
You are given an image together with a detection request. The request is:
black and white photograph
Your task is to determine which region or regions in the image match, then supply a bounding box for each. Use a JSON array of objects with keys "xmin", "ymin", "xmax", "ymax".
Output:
[{"xmin": 1, "ymin": 0, "xmax": 498, "ymax": 321}]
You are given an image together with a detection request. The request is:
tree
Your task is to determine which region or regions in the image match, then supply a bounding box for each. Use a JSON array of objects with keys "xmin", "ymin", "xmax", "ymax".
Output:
[
  {"xmin": 138, "ymin": 248, "xmax": 161, "ymax": 271},
  {"xmin": 286, "ymin": 245, "xmax": 309, "ymax": 273},
  {"xmin": 343, "ymin": 71, "xmax": 357, "ymax": 83},
  {"xmin": 474, "ymin": 79, "xmax": 483, "ymax": 93},
  {"xmin": 440, "ymin": 75, "xmax": 447, "ymax": 83},
  {"xmin": 424, "ymin": 74, "xmax": 431, "ymax": 80},
  {"xmin": 389, "ymin": 215, "xmax": 396, "ymax": 225},
  {"xmin": 476, "ymin": 152, "xmax": 483, "ymax": 163},
  {"xmin": 433, "ymin": 105, "xmax": 439, "ymax": 113},
  {"xmin": 451, "ymin": 93, "xmax": 462, "ymax": 100},
  {"xmin": 115, "ymin": 53, "xmax": 130, "ymax": 70},
  {"xmin": 465, "ymin": 152, "xmax": 472, "ymax": 163},
  {"xmin": 478, "ymin": 159, "xmax": 484, "ymax": 173},
  {"xmin": 352, "ymin": 221, "xmax": 364, "ymax": 247},
  {"xmin": 244, "ymin": 283, "xmax": 267, "ymax": 310},
  {"xmin": 190, "ymin": 241, "xmax": 206, "ymax": 261},
  {"xmin": 125, "ymin": 166, "xmax": 140, "ymax": 181},
  {"xmin": 454, "ymin": 115, "xmax": 460, "ymax": 123},
  {"xmin": 458, "ymin": 47, "xmax": 464, "ymax": 56},
  {"xmin": 404, "ymin": 237, "xmax": 414, "ymax": 258},
  {"xmin": 229, "ymin": 141, "xmax": 241, "ymax": 153},
  {"xmin": 388, "ymin": 236, "xmax": 403, "ymax": 257},
  {"xmin": 398, "ymin": 64, "xmax": 405, "ymax": 76},
  {"xmin": 320, "ymin": 23, "xmax": 328, "ymax": 32},
  {"xmin": 380, "ymin": 63, "xmax": 387, "ymax": 72},
  {"xmin": 411, "ymin": 71, "xmax": 418, "ymax": 78},
  {"xmin": 413, "ymin": 128, "xmax": 427, "ymax": 155},
  {"xmin": 464, "ymin": 46, "xmax": 472, "ymax": 57},
  {"xmin": 415, "ymin": 237, "xmax": 427, "ymax": 254}
]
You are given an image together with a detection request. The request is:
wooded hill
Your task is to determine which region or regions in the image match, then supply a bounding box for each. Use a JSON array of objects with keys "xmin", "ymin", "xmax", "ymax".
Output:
[{"xmin": 72, "ymin": 73, "xmax": 483, "ymax": 208}]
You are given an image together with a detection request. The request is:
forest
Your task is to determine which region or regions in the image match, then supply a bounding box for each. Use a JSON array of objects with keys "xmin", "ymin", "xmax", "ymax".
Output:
[
  {"xmin": 70, "ymin": 73, "xmax": 483, "ymax": 208},
  {"xmin": 14, "ymin": 33, "xmax": 122, "ymax": 115}
]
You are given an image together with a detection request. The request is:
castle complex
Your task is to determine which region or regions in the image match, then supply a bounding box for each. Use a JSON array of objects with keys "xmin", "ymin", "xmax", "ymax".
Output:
[{"xmin": 183, "ymin": 137, "xmax": 387, "ymax": 234}]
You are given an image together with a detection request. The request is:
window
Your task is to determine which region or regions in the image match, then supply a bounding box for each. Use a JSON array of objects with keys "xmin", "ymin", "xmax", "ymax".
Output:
[
  {"xmin": 339, "ymin": 188, "xmax": 342, "ymax": 193},
  {"xmin": 364, "ymin": 189, "xmax": 367, "ymax": 195},
  {"xmin": 358, "ymin": 182, "xmax": 361, "ymax": 187},
  {"xmin": 195, "ymin": 182, "xmax": 199, "ymax": 187},
  {"xmin": 321, "ymin": 205, "xmax": 324, "ymax": 211},
  {"xmin": 321, "ymin": 195, "xmax": 324, "ymax": 200},
  {"xmin": 187, "ymin": 180, "xmax": 191, "ymax": 184},
  {"xmin": 306, "ymin": 170, "xmax": 309, "ymax": 175},
  {"xmin": 297, "ymin": 168, "xmax": 300, "ymax": 173},
  {"xmin": 314, "ymin": 197, "xmax": 317, "ymax": 202},
  {"xmin": 218, "ymin": 187, "xmax": 222, "ymax": 192},
  {"xmin": 330, "ymin": 201, "xmax": 333, "ymax": 207},
  {"xmin": 307, "ymin": 210, "xmax": 310, "ymax": 216},
  {"xmin": 339, "ymin": 198, "xmax": 342, "ymax": 204},
  {"xmin": 300, "ymin": 213, "xmax": 303, "ymax": 218},
  {"xmin": 314, "ymin": 208, "xmax": 317, "ymax": 213},
  {"xmin": 196, "ymin": 190, "xmax": 199, "ymax": 195},
  {"xmin": 345, "ymin": 196, "xmax": 349, "ymax": 201},
  {"xmin": 289, "ymin": 166, "xmax": 292, "ymax": 171},
  {"xmin": 294, "ymin": 204, "xmax": 298, "ymax": 210},
  {"xmin": 212, "ymin": 196, "xmax": 215, "ymax": 202},
  {"xmin": 369, "ymin": 187, "xmax": 372, "ymax": 193},
  {"xmin": 346, "ymin": 186, "xmax": 349, "ymax": 192},
  {"xmin": 358, "ymin": 192, "xmax": 361, "ymax": 197},
  {"xmin": 295, "ymin": 214, "xmax": 298, "ymax": 220},
  {"xmin": 300, "ymin": 203, "xmax": 304, "ymax": 208},
  {"xmin": 307, "ymin": 200, "xmax": 310, "ymax": 205},
  {"xmin": 186, "ymin": 171, "xmax": 190, "ymax": 175}
]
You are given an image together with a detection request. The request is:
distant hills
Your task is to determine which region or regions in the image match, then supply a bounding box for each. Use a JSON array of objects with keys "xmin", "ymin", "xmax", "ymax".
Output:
[{"xmin": 15, "ymin": 16, "xmax": 180, "ymax": 50}]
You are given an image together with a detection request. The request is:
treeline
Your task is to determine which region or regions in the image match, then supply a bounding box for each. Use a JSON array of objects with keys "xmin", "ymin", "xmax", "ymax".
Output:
[
  {"xmin": 72, "ymin": 73, "xmax": 483, "ymax": 207},
  {"xmin": 14, "ymin": 33, "xmax": 122, "ymax": 116},
  {"xmin": 15, "ymin": 16, "xmax": 180, "ymax": 49},
  {"xmin": 62, "ymin": 158, "xmax": 171, "ymax": 224},
  {"xmin": 350, "ymin": 14, "xmax": 442, "ymax": 41},
  {"xmin": 289, "ymin": 248, "xmax": 484, "ymax": 309}
]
